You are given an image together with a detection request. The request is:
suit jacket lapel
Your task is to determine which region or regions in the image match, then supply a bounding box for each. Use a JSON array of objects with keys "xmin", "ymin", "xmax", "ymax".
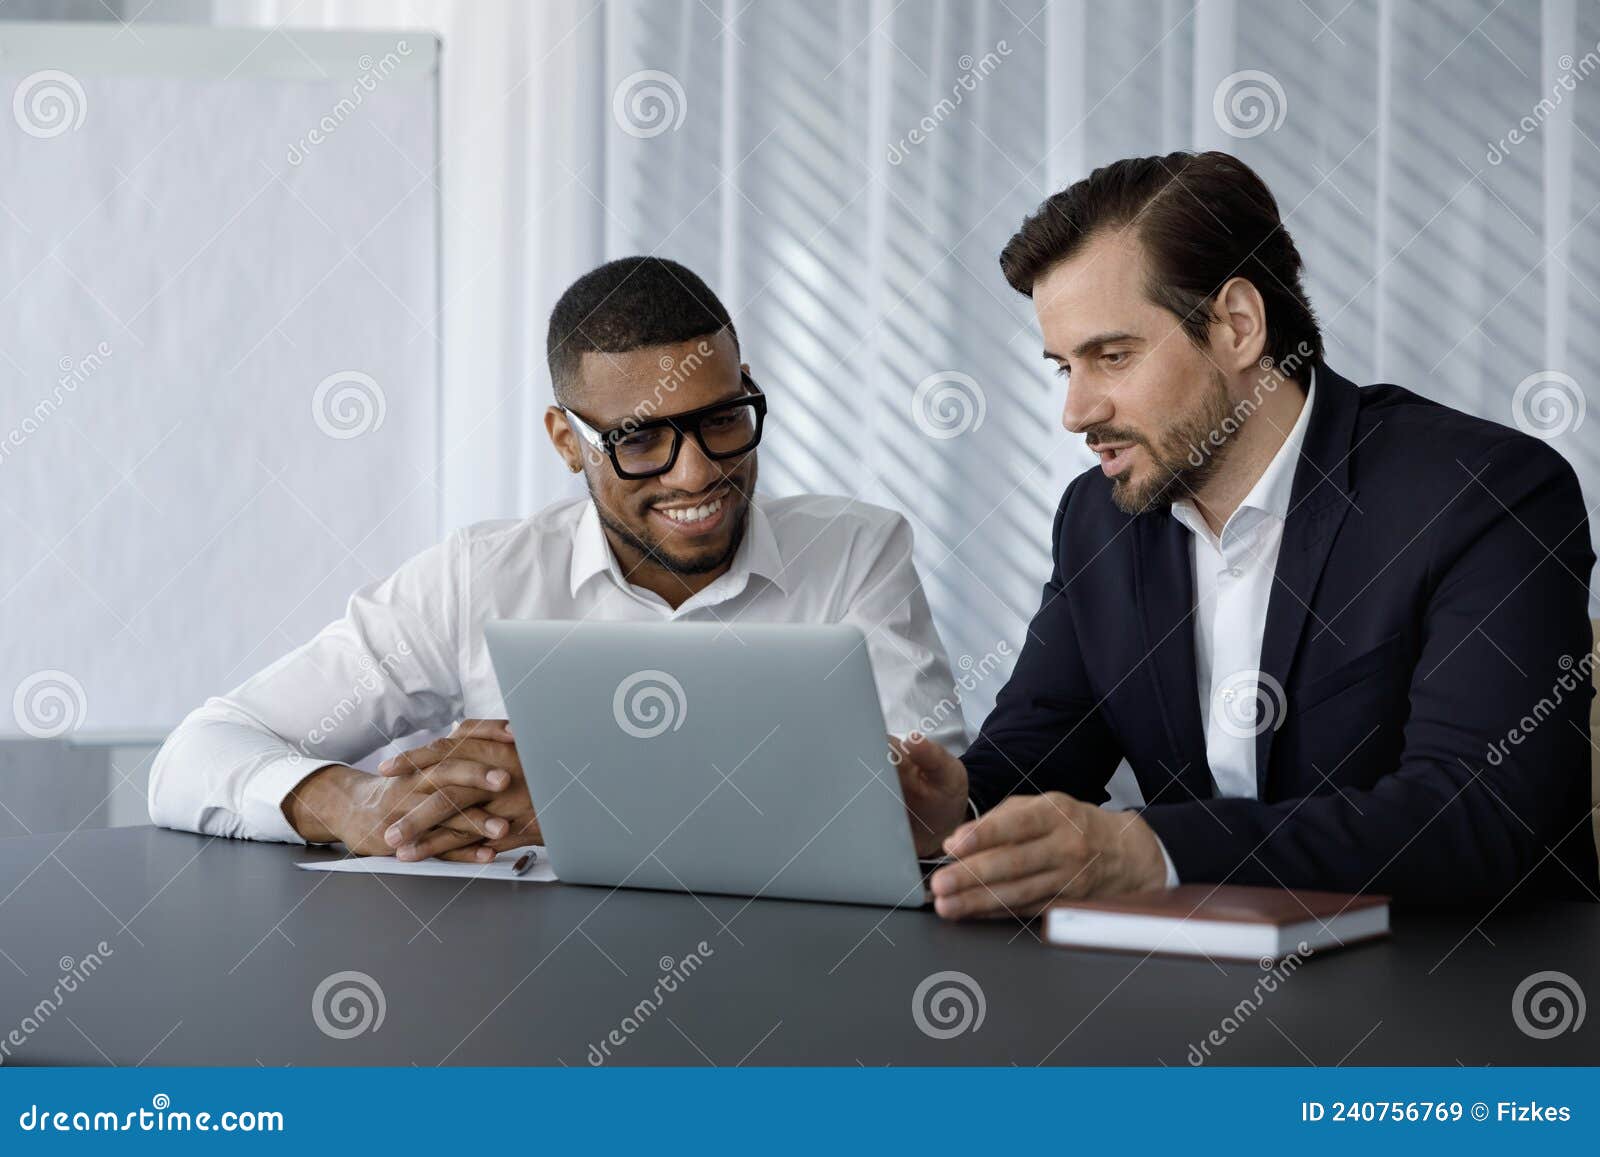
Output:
[
  {"xmin": 1133, "ymin": 512, "xmax": 1214, "ymax": 803},
  {"xmin": 1253, "ymin": 367, "xmax": 1362, "ymax": 795}
]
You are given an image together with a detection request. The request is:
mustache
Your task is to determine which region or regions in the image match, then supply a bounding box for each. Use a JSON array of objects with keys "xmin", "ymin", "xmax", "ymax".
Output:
[
  {"xmin": 1085, "ymin": 425, "xmax": 1148, "ymax": 450},
  {"xmin": 641, "ymin": 461, "xmax": 756, "ymax": 509},
  {"xmin": 643, "ymin": 479, "xmax": 748, "ymax": 511},
  {"xmin": 648, "ymin": 486, "xmax": 731, "ymax": 508}
]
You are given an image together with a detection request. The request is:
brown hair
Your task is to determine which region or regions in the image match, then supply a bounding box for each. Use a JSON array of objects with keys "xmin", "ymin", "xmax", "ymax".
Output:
[{"xmin": 998, "ymin": 151, "xmax": 1322, "ymax": 379}]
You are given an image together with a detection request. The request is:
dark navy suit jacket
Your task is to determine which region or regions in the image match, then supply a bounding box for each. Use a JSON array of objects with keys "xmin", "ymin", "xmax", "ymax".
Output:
[{"xmin": 962, "ymin": 366, "xmax": 1598, "ymax": 904}]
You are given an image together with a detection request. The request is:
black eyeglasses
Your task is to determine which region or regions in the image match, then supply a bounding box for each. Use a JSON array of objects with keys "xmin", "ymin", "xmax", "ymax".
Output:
[{"xmin": 562, "ymin": 372, "xmax": 767, "ymax": 480}]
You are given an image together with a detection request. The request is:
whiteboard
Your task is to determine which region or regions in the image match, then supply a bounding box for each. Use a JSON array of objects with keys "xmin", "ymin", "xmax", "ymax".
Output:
[{"xmin": 0, "ymin": 22, "xmax": 440, "ymax": 735}]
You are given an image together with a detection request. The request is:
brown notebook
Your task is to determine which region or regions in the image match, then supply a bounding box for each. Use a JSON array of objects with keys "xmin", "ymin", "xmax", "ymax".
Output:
[{"xmin": 1044, "ymin": 885, "xmax": 1389, "ymax": 962}]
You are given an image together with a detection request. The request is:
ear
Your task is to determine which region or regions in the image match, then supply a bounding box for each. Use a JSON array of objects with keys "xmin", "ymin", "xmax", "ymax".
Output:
[
  {"xmin": 1211, "ymin": 276, "xmax": 1268, "ymax": 375},
  {"xmin": 740, "ymin": 361, "xmax": 751, "ymax": 375},
  {"xmin": 544, "ymin": 407, "xmax": 585, "ymax": 474}
]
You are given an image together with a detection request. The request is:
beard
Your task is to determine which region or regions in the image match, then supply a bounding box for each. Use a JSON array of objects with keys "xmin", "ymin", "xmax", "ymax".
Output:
[
  {"xmin": 591, "ymin": 457, "xmax": 758, "ymax": 577},
  {"xmin": 596, "ymin": 498, "xmax": 749, "ymax": 576},
  {"xmin": 1099, "ymin": 368, "xmax": 1239, "ymax": 516}
]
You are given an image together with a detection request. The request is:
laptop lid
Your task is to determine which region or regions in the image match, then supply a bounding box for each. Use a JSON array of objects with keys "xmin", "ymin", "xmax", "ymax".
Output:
[{"xmin": 485, "ymin": 620, "xmax": 927, "ymax": 908}]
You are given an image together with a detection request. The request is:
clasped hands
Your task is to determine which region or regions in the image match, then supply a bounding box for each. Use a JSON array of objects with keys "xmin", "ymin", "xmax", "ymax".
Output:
[
  {"xmin": 378, "ymin": 719, "xmax": 542, "ymax": 861},
  {"xmin": 287, "ymin": 719, "xmax": 541, "ymax": 864}
]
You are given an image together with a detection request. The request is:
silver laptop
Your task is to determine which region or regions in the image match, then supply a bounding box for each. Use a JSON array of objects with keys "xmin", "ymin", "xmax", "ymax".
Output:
[{"xmin": 485, "ymin": 620, "xmax": 928, "ymax": 908}]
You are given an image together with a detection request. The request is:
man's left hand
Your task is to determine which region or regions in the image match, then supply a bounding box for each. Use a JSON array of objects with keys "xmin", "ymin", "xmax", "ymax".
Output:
[{"xmin": 929, "ymin": 792, "xmax": 1167, "ymax": 920}]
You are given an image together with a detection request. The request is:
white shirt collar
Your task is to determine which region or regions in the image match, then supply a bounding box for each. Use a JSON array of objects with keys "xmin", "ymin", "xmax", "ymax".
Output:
[
  {"xmin": 569, "ymin": 495, "xmax": 789, "ymax": 601},
  {"xmin": 1173, "ymin": 367, "xmax": 1316, "ymax": 538}
]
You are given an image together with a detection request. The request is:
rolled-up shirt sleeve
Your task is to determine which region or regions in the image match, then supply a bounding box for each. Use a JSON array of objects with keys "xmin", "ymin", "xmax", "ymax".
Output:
[{"xmin": 147, "ymin": 534, "xmax": 466, "ymax": 844}]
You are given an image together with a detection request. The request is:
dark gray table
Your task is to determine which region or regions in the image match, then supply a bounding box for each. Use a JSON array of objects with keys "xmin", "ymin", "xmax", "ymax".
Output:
[{"xmin": 1, "ymin": 826, "xmax": 1596, "ymax": 1066}]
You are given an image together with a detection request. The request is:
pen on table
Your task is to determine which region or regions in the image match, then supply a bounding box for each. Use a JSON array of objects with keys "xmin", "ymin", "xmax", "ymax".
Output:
[{"xmin": 511, "ymin": 849, "xmax": 540, "ymax": 876}]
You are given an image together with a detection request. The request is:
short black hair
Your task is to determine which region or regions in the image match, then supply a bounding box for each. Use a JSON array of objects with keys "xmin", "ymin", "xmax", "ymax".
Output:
[
  {"xmin": 999, "ymin": 151, "xmax": 1322, "ymax": 380},
  {"xmin": 546, "ymin": 256, "xmax": 738, "ymax": 404}
]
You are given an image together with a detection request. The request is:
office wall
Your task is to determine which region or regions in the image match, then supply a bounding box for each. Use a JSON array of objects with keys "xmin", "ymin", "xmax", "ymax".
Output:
[{"xmin": 5, "ymin": 2, "xmax": 1595, "ymax": 804}]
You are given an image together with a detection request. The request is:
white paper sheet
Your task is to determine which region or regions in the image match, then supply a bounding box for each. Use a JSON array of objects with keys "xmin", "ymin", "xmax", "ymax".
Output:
[{"xmin": 297, "ymin": 847, "xmax": 557, "ymax": 883}]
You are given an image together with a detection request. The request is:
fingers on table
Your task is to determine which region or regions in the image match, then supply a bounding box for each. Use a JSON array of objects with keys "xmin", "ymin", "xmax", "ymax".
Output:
[
  {"xmin": 933, "ymin": 869, "xmax": 1067, "ymax": 920},
  {"xmin": 394, "ymin": 825, "xmax": 483, "ymax": 862},
  {"xmin": 434, "ymin": 819, "xmax": 543, "ymax": 864},
  {"xmin": 436, "ymin": 846, "xmax": 498, "ymax": 863}
]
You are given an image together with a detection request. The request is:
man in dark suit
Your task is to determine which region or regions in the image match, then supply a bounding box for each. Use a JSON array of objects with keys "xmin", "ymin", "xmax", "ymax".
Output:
[{"xmin": 892, "ymin": 151, "xmax": 1597, "ymax": 918}]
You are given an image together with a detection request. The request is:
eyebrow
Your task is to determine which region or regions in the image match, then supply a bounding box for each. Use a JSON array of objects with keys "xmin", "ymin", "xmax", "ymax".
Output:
[{"xmin": 1042, "ymin": 331, "xmax": 1142, "ymax": 362}]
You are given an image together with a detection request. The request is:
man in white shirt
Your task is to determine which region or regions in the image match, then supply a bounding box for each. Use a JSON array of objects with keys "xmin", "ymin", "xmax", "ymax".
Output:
[{"xmin": 149, "ymin": 256, "xmax": 963, "ymax": 862}]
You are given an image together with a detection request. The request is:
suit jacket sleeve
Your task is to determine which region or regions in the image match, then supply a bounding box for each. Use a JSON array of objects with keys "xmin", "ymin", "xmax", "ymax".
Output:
[
  {"xmin": 1140, "ymin": 439, "xmax": 1597, "ymax": 903},
  {"xmin": 961, "ymin": 478, "xmax": 1124, "ymax": 812}
]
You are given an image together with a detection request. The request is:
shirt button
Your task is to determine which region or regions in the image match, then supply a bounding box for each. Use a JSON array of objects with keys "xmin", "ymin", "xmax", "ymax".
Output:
[{"xmin": 1225, "ymin": 566, "xmax": 1243, "ymax": 578}]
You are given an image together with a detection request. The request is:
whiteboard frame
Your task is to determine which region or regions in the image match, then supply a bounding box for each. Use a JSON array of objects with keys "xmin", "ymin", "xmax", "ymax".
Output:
[{"xmin": 0, "ymin": 19, "xmax": 438, "ymax": 80}]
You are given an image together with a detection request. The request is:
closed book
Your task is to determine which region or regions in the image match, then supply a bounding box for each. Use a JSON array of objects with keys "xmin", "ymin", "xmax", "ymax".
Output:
[{"xmin": 1044, "ymin": 885, "xmax": 1389, "ymax": 962}]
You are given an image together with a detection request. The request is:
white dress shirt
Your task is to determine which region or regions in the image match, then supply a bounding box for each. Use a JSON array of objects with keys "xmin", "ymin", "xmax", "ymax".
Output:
[
  {"xmin": 148, "ymin": 494, "xmax": 965, "ymax": 844},
  {"xmin": 1158, "ymin": 372, "xmax": 1316, "ymax": 882}
]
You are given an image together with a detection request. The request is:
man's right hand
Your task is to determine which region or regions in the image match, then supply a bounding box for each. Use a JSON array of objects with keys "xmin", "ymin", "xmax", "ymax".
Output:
[{"xmin": 888, "ymin": 732, "xmax": 971, "ymax": 857}]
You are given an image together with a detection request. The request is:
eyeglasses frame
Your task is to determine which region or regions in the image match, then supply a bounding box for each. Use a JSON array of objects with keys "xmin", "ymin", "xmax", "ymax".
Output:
[{"xmin": 560, "ymin": 371, "xmax": 767, "ymax": 480}]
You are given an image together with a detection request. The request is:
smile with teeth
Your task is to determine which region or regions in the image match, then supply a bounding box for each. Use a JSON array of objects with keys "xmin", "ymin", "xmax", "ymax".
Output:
[{"xmin": 657, "ymin": 496, "xmax": 724, "ymax": 523}]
